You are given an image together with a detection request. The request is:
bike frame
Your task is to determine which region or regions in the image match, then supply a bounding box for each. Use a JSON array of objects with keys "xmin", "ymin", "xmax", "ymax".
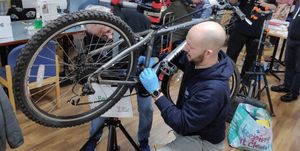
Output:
[
  {"xmin": 86, "ymin": 0, "xmax": 250, "ymax": 86},
  {"xmin": 86, "ymin": 2, "xmax": 212, "ymax": 85}
]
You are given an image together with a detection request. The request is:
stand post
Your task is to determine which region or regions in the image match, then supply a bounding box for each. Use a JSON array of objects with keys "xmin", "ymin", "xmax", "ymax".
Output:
[{"xmin": 239, "ymin": 12, "xmax": 275, "ymax": 116}]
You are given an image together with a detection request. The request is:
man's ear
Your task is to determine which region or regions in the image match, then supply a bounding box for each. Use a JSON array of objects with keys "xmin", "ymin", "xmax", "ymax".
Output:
[{"xmin": 206, "ymin": 49, "xmax": 214, "ymax": 56}]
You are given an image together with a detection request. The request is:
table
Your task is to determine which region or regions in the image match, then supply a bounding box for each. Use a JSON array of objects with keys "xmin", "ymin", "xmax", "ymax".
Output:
[
  {"xmin": 0, "ymin": 20, "xmax": 35, "ymax": 47},
  {"xmin": 0, "ymin": 20, "xmax": 36, "ymax": 65},
  {"xmin": 266, "ymin": 22, "xmax": 288, "ymax": 81},
  {"xmin": 0, "ymin": 19, "xmax": 84, "ymax": 65}
]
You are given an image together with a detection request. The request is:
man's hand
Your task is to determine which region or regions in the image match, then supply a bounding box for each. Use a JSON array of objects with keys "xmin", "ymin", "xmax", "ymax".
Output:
[
  {"xmin": 139, "ymin": 68, "xmax": 160, "ymax": 94},
  {"xmin": 257, "ymin": 0, "xmax": 267, "ymax": 7},
  {"xmin": 86, "ymin": 24, "xmax": 113, "ymax": 39},
  {"xmin": 256, "ymin": 0, "xmax": 276, "ymax": 10},
  {"xmin": 228, "ymin": 0, "xmax": 239, "ymax": 5},
  {"xmin": 138, "ymin": 56, "xmax": 158, "ymax": 67}
]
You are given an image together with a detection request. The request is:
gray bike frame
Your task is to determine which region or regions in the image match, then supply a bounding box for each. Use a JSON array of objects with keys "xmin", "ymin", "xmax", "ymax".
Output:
[
  {"xmin": 87, "ymin": 17, "xmax": 210, "ymax": 84},
  {"xmin": 86, "ymin": 0, "xmax": 251, "ymax": 85}
]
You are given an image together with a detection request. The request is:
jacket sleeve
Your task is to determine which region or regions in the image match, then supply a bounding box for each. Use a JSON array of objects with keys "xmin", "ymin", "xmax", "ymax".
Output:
[
  {"xmin": 155, "ymin": 85, "xmax": 225, "ymax": 135},
  {"xmin": 0, "ymin": 85, "xmax": 24, "ymax": 149},
  {"xmin": 200, "ymin": 2, "xmax": 212, "ymax": 19}
]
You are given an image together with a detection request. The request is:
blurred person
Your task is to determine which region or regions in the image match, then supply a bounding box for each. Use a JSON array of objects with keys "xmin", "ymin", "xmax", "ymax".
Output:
[
  {"xmin": 271, "ymin": 0, "xmax": 300, "ymax": 102},
  {"xmin": 226, "ymin": 0, "xmax": 276, "ymax": 77}
]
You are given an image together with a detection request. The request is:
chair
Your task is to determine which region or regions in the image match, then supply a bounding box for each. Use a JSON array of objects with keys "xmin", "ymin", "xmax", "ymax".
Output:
[{"xmin": 0, "ymin": 41, "xmax": 61, "ymax": 112}]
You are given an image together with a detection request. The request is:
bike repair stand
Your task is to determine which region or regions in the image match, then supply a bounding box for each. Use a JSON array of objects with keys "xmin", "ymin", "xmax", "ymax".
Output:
[
  {"xmin": 80, "ymin": 117, "xmax": 140, "ymax": 151},
  {"xmin": 239, "ymin": 10, "xmax": 275, "ymax": 116}
]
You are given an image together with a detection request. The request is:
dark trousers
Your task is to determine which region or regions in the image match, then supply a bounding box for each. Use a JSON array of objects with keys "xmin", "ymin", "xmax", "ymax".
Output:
[
  {"xmin": 226, "ymin": 30, "xmax": 260, "ymax": 77},
  {"xmin": 283, "ymin": 38, "xmax": 300, "ymax": 95}
]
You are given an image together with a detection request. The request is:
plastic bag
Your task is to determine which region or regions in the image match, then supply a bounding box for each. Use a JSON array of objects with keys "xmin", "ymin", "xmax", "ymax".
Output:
[{"xmin": 228, "ymin": 103, "xmax": 272, "ymax": 151}]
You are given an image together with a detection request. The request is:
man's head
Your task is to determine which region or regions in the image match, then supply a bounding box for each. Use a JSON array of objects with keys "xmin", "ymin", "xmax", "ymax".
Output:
[
  {"xmin": 183, "ymin": 21, "xmax": 226, "ymax": 68},
  {"xmin": 85, "ymin": 5, "xmax": 113, "ymax": 40}
]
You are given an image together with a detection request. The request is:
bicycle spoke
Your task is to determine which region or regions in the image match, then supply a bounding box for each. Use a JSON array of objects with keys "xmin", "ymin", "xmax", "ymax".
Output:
[
  {"xmin": 87, "ymin": 32, "xmax": 95, "ymax": 54},
  {"xmin": 32, "ymin": 84, "xmax": 56, "ymax": 104},
  {"xmin": 56, "ymin": 35, "xmax": 76, "ymax": 66}
]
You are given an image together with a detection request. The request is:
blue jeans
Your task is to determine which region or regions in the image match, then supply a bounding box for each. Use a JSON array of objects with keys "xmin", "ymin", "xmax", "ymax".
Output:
[{"xmin": 90, "ymin": 95, "xmax": 153, "ymax": 142}]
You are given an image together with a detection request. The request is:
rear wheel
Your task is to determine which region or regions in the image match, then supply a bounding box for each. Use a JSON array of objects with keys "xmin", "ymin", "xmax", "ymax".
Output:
[{"xmin": 13, "ymin": 11, "xmax": 138, "ymax": 127}]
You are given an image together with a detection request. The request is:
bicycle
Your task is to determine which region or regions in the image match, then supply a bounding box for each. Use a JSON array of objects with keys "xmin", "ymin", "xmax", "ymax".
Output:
[{"xmin": 13, "ymin": 0, "xmax": 249, "ymax": 128}]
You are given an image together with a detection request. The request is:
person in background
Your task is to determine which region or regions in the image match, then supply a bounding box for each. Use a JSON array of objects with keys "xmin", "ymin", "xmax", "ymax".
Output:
[
  {"xmin": 226, "ymin": 0, "xmax": 276, "ymax": 77},
  {"xmin": 161, "ymin": 0, "xmax": 212, "ymax": 43},
  {"xmin": 139, "ymin": 21, "xmax": 233, "ymax": 151},
  {"xmin": 79, "ymin": 3, "xmax": 157, "ymax": 151},
  {"xmin": 271, "ymin": 0, "xmax": 300, "ymax": 102},
  {"xmin": 191, "ymin": 0, "xmax": 212, "ymax": 19}
]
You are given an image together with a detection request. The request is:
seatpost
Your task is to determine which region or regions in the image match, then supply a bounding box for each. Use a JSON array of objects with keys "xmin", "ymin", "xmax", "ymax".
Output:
[{"xmin": 145, "ymin": 36, "xmax": 155, "ymax": 67}]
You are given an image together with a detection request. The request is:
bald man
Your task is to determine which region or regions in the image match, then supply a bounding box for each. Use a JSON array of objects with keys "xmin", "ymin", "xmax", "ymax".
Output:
[{"xmin": 139, "ymin": 21, "xmax": 234, "ymax": 151}]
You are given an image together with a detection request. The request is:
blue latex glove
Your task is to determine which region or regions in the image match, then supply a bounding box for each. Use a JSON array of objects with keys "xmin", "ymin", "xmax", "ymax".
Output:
[
  {"xmin": 138, "ymin": 56, "xmax": 157, "ymax": 67},
  {"xmin": 139, "ymin": 68, "xmax": 160, "ymax": 94}
]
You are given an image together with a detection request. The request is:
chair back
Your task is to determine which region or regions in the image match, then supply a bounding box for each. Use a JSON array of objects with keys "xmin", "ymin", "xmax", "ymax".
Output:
[{"xmin": 8, "ymin": 41, "xmax": 57, "ymax": 82}]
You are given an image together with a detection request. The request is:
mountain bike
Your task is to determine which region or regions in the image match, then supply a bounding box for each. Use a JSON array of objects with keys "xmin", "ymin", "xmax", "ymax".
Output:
[{"xmin": 13, "ymin": 0, "xmax": 249, "ymax": 127}]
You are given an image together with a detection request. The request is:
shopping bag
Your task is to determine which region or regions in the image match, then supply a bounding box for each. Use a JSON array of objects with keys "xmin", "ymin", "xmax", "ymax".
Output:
[{"xmin": 228, "ymin": 103, "xmax": 272, "ymax": 151}]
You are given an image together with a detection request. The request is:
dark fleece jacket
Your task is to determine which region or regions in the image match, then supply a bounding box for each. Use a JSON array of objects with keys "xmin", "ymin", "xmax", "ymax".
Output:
[{"xmin": 155, "ymin": 51, "xmax": 234, "ymax": 144}]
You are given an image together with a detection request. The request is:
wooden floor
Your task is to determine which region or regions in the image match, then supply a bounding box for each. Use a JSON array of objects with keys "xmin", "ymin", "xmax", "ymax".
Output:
[{"xmin": 6, "ymin": 48, "xmax": 300, "ymax": 151}]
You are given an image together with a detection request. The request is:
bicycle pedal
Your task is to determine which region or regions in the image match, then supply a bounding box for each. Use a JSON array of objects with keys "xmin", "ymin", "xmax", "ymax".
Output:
[
  {"xmin": 159, "ymin": 61, "xmax": 177, "ymax": 76},
  {"xmin": 70, "ymin": 98, "xmax": 80, "ymax": 106},
  {"xmin": 82, "ymin": 83, "xmax": 95, "ymax": 95}
]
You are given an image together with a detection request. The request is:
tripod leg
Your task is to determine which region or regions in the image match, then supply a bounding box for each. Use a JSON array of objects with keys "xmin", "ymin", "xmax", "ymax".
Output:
[
  {"xmin": 257, "ymin": 69, "xmax": 263, "ymax": 100},
  {"xmin": 240, "ymin": 73, "xmax": 251, "ymax": 96},
  {"xmin": 118, "ymin": 123, "xmax": 140, "ymax": 151},
  {"xmin": 247, "ymin": 79, "xmax": 256, "ymax": 98},
  {"xmin": 269, "ymin": 70, "xmax": 281, "ymax": 81},
  {"xmin": 263, "ymin": 74, "xmax": 275, "ymax": 116},
  {"xmin": 107, "ymin": 124, "xmax": 119, "ymax": 151}
]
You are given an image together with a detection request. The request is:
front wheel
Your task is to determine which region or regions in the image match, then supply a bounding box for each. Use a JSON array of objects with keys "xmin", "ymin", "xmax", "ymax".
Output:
[{"xmin": 13, "ymin": 11, "xmax": 138, "ymax": 128}]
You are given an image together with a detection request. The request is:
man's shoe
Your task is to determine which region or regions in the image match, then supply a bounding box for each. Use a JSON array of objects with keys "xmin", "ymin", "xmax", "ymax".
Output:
[
  {"xmin": 280, "ymin": 93, "xmax": 298, "ymax": 102},
  {"xmin": 271, "ymin": 84, "xmax": 290, "ymax": 93}
]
